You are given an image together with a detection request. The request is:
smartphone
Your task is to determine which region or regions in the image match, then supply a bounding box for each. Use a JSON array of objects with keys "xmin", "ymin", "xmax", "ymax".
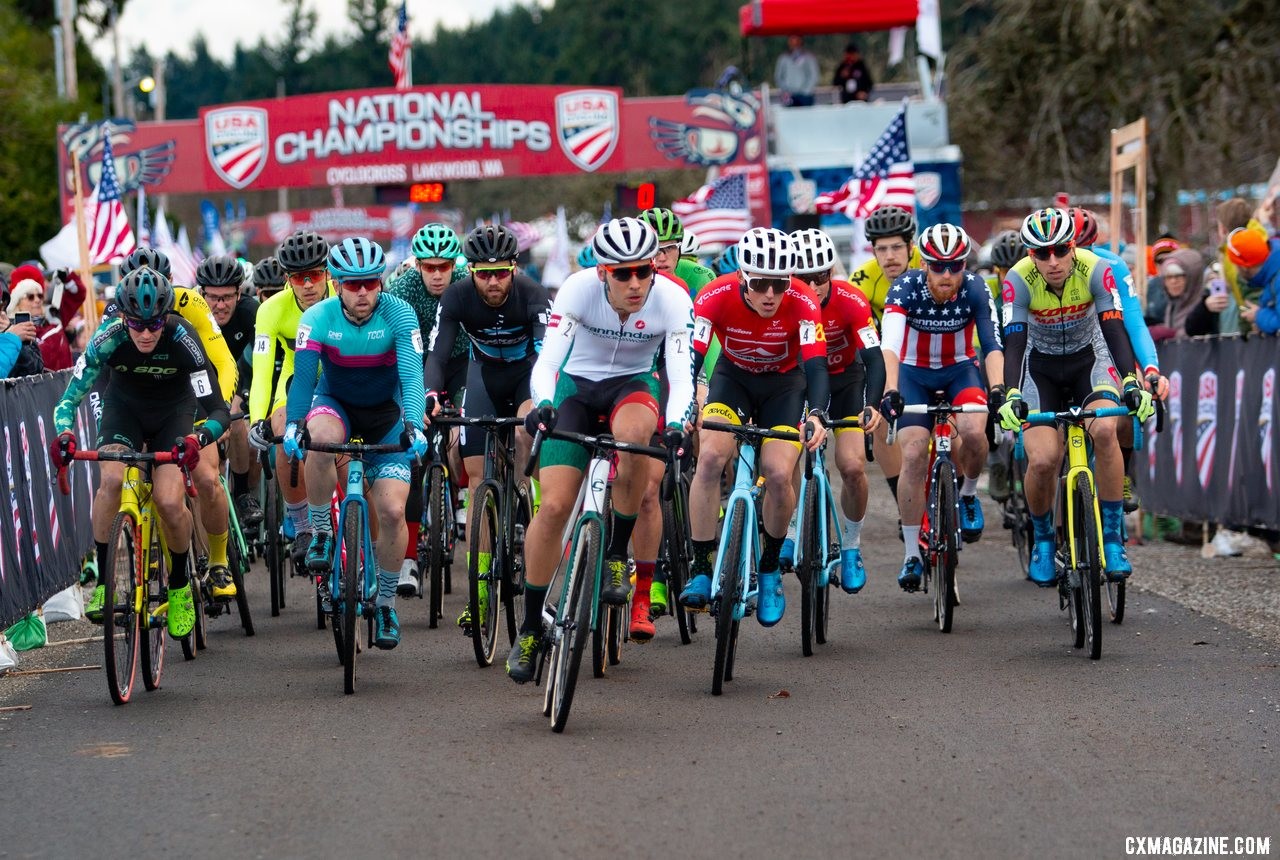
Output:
[
  {"xmin": 1208, "ymin": 278, "xmax": 1227, "ymax": 298},
  {"xmin": 12, "ymin": 312, "xmax": 31, "ymax": 324}
]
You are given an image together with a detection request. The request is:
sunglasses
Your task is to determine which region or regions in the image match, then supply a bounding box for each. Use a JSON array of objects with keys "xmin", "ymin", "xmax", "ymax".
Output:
[
  {"xmin": 124, "ymin": 316, "xmax": 166, "ymax": 332},
  {"xmin": 24, "ymin": 293, "xmax": 45, "ymax": 302},
  {"xmin": 604, "ymin": 264, "xmax": 655, "ymax": 282},
  {"xmin": 339, "ymin": 278, "xmax": 382, "ymax": 293},
  {"xmin": 288, "ymin": 270, "xmax": 326, "ymax": 286},
  {"xmin": 417, "ymin": 260, "xmax": 455, "ymax": 274},
  {"xmin": 656, "ymin": 243, "xmax": 681, "ymax": 255},
  {"xmin": 925, "ymin": 260, "xmax": 966, "ymax": 274},
  {"xmin": 796, "ymin": 271, "xmax": 831, "ymax": 285},
  {"xmin": 1029, "ymin": 244, "xmax": 1073, "ymax": 261},
  {"xmin": 471, "ymin": 265, "xmax": 516, "ymax": 281},
  {"xmin": 201, "ymin": 291, "xmax": 239, "ymax": 304},
  {"xmin": 743, "ymin": 275, "xmax": 790, "ymax": 295}
]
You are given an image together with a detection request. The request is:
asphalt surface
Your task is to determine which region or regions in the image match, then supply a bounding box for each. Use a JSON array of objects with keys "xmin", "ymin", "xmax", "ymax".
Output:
[{"xmin": 2, "ymin": 487, "xmax": 1278, "ymax": 859}]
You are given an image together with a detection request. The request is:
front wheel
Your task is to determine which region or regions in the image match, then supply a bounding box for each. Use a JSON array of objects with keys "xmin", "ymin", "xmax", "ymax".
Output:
[
  {"xmin": 798, "ymin": 475, "xmax": 821, "ymax": 657},
  {"xmin": 266, "ymin": 478, "xmax": 285, "ymax": 616},
  {"xmin": 341, "ymin": 511, "xmax": 362, "ymax": 694},
  {"xmin": 549, "ymin": 518, "xmax": 601, "ymax": 733},
  {"xmin": 934, "ymin": 461, "xmax": 958, "ymax": 634},
  {"xmin": 103, "ymin": 511, "xmax": 141, "ymax": 705},
  {"xmin": 141, "ymin": 527, "xmax": 167, "ymax": 689},
  {"xmin": 1105, "ymin": 579, "xmax": 1126, "ymax": 624},
  {"xmin": 1075, "ymin": 475, "xmax": 1103, "ymax": 660},
  {"xmin": 712, "ymin": 501, "xmax": 746, "ymax": 696},
  {"xmin": 423, "ymin": 465, "xmax": 448, "ymax": 628},
  {"xmin": 467, "ymin": 482, "xmax": 502, "ymax": 667}
]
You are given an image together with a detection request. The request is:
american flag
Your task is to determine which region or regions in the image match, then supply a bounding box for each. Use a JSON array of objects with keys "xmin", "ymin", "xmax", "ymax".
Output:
[
  {"xmin": 388, "ymin": 3, "xmax": 410, "ymax": 90},
  {"xmin": 814, "ymin": 108, "xmax": 914, "ymax": 219},
  {"xmin": 87, "ymin": 131, "xmax": 137, "ymax": 265},
  {"xmin": 672, "ymin": 172, "xmax": 752, "ymax": 246}
]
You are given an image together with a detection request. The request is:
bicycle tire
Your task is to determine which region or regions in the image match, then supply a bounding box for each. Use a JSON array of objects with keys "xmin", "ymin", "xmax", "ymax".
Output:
[
  {"xmin": 425, "ymin": 465, "xmax": 447, "ymax": 627},
  {"xmin": 1009, "ymin": 459, "xmax": 1033, "ymax": 577},
  {"xmin": 550, "ymin": 518, "xmax": 601, "ymax": 733},
  {"xmin": 659, "ymin": 475, "xmax": 693, "ymax": 645},
  {"xmin": 815, "ymin": 508, "xmax": 834, "ymax": 645},
  {"xmin": 141, "ymin": 527, "xmax": 166, "ymax": 689},
  {"xmin": 799, "ymin": 474, "xmax": 820, "ymax": 657},
  {"xmin": 504, "ymin": 481, "xmax": 533, "ymax": 645},
  {"xmin": 229, "ymin": 521, "xmax": 255, "ymax": 636},
  {"xmin": 1075, "ymin": 475, "xmax": 1103, "ymax": 659},
  {"xmin": 592, "ymin": 602, "xmax": 609, "ymax": 678},
  {"xmin": 266, "ymin": 477, "xmax": 284, "ymax": 616},
  {"xmin": 608, "ymin": 600, "xmax": 625, "ymax": 666},
  {"xmin": 316, "ymin": 573, "xmax": 328, "ymax": 631},
  {"xmin": 1106, "ymin": 579, "xmax": 1126, "ymax": 624},
  {"xmin": 712, "ymin": 500, "xmax": 746, "ymax": 696},
  {"xmin": 341, "ymin": 511, "xmax": 361, "ymax": 694},
  {"xmin": 466, "ymin": 482, "xmax": 501, "ymax": 667},
  {"xmin": 103, "ymin": 511, "xmax": 140, "ymax": 705},
  {"xmin": 935, "ymin": 461, "xmax": 958, "ymax": 634}
]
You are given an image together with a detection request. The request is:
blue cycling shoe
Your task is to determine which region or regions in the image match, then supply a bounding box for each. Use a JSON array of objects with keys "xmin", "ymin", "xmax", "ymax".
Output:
[
  {"xmin": 283, "ymin": 517, "xmax": 297, "ymax": 540},
  {"xmin": 1103, "ymin": 539, "xmax": 1132, "ymax": 582},
  {"xmin": 1029, "ymin": 539, "xmax": 1057, "ymax": 586},
  {"xmin": 959, "ymin": 495, "xmax": 984, "ymax": 543},
  {"xmin": 897, "ymin": 557, "xmax": 923, "ymax": 593},
  {"xmin": 756, "ymin": 571, "xmax": 785, "ymax": 626},
  {"xmin": 680, "ymin": 574, "xmax": 712, "ymax": 609},
  {"xmin": 839, "ymin": 547, "xmax": 866, "ymax": 594},
  {"xmin": 374, "ymin": 605, "xmax": 401, "ymax": 650},
  {"xmin": 305, "ymin": 531, "xmax": 334, "ymax": 572},
  {"xmin": 779, "ymin": 537, "xmax": 795, "ymax": 571}
]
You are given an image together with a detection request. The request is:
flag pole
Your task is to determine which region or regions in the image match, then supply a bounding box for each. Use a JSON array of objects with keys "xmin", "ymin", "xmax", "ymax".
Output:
[{"xmin": 70, "ymin": 149, "xmax": 99, "ymax": 330}]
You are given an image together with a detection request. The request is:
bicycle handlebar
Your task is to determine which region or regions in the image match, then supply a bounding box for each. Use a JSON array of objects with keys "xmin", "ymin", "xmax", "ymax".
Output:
[
  {"xmin": 432, "ymin": 414, "xmax": 523, "ymax": 429},
  {"xmin": 58, "ymin": 449, "xmax": 194, "ymax": 497},
  {"xmin": 901, "ymin": 403, "xmax": 989, "ymax": 415},
  {"xmin": 300, "ymin": 441, "xmax": 409, "ymax": 455},
  {"xmin": 1024, "ymin": 405, "xmax": 1131, "ymax": 426},
  {"xmin": 701, "ymin": 421, "xmax": 802, "ymax": 442}
]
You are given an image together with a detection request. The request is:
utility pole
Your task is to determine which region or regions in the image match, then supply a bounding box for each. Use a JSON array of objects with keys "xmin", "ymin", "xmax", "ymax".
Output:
[
  {"xmin": 58, "ymin": 0, "xmax": 79, "ymax": 100},
  {"xmin": 153, "ymin": 57, "xmax": 166, "ymax": 122},
  {"xmin": 110, "ymin": 1, "xmax": 124, "ymax": 118}
]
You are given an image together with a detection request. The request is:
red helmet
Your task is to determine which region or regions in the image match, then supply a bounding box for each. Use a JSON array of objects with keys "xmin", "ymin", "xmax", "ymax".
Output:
[
  {"xmin": 1067, "ymin": 208, "xmax": 1099, "ymax": 247},
  {"xmin": 917, "ymin": 223, "xmax": 972, "ymax": 263}
]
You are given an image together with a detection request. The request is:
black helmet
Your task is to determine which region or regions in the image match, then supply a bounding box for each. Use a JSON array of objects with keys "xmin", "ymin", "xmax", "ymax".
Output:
[
  {"xmin": 463, "ymin": 225, "xmax": 519, "ymax": 264},
  {"xmin": 253, "ymin": 256, "xmax": 287, "ymax": 289},
  {"xmin": 116, "ymin": 267, "xmax": 175, "ymax": 322},
  {"xmin": 276, "ymin": 230, "xmax": 329, "ymax": 273},
  {"xmin": 121, "ymin": 247, "xmax": 172, "ymax": 281},
  {"xmin": 196, "ymin": 254, "xmax": 244, "ymax": 289},
  {"xmin": 989, "ymin": 230, "xmax": 1024, "ymax": 270},
  {"xmin": 864, "ymin": 205, "xmax": 917, "ymax": 242}
]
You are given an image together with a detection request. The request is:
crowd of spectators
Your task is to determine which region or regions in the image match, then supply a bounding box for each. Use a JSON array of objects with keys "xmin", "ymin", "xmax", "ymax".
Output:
[{"xmin": 0, "ymin": 262, "xmax": 88, "ymax": 378}]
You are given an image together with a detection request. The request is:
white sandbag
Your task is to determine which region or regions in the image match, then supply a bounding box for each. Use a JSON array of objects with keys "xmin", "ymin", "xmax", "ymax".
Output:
[
  {"xmin": 0, "ymin": 634, "xmax": 17, "ymax": 674},
  {"xmin": 42, "ymin": 584, "xmax": 84, "ymax": 623}
]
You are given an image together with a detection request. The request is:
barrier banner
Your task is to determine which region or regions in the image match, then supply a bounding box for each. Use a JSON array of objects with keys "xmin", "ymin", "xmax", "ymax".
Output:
[
  {"xmin": 0, "ymin": 372, "xmax": 98, "ymax": 630},
  {"xmin": 1136, "ymin": 337, "xmax": 1280, "ymax": 529}
]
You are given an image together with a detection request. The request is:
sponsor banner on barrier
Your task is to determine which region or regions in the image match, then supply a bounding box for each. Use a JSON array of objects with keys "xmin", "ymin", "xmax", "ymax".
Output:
[
  {"xmin": 1136, "ymin": 338, "xmax": 1280, "ymax": 529},
  {"xmin": 0, "ymin": 373, "xmax": 98, "ymax": 630}
]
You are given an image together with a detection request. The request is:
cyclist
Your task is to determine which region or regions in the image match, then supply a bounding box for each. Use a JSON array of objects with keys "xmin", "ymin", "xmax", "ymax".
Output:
[
  {"xmin": 996, "ymin": 208, "xmax": 1154, "ymax": 586},
  {"xmin": 196, "ymin": 255, "xmax": 261, "ymax": 528},
  {"xmin": 505, "ymin": 217, "xmax": 695, "ymax": 682},
  {"xmin": 877, "ymin": 224, "xmax": 1003, "ymax": 592},
  {"xmin": 850, "ymin": 204, "xmax": 923, "ymax": 516},
  {"xmin": 712, "ymin": 244, "xmax": 740, "ymax": 276},
  {"xmin": 791, "ymin": 227, "xmax": 885, "ymax": 591},
  {"xmin": 283, "ymin": 237, "xmax": 428, "ymax": 650},
  {"xmin": 640, "ymin": 207, "xmax": 716, "ymax": 296},
  {"xmin": 53, "ymin": 268, "xmax": 230, "ymax": 638},
  {"xmin": 985, "ymin": 230, "xmax": 1025, "ymax": 504},
  {"xmin": 387, "ymin": 222, "xmax": 471, "ymax": 596},
  {"xmin": 681, "ymin": 227, "xmax": 829, "ymax": 626},
  {"xmin": 424, "ymin": 224, "xmax": 550, "ymax": 632},
  {"xmin": 252, "ymin": 256, "xmax": 288, "ymax": 302},
  {"xmin": 680, "ymin": 230, "xmax": 702, "ymax": 262},
  {"xmin": 246, "ymin": 231, "xmax": 333, "ymax": 568}
]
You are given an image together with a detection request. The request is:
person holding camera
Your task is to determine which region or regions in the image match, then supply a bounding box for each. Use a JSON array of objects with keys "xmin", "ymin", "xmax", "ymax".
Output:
[{"xmin": 1148, "ymin": 249, "xmax": 1228, "ymax": 342}]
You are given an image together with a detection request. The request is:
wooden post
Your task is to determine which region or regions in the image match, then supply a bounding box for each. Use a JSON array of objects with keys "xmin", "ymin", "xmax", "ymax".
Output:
[
  {"xmin": 1110, "ymin": 118, "xmax": 1149, "ymax": 309},
  {"xmin": 70, "ymin": 150, "xmax": 99, "ymax": 331}
]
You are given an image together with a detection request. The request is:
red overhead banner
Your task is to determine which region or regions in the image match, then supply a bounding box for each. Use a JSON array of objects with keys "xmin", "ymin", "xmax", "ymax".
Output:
[{"xmin": 738, "ymin": 0, "xmax": 918, "ymax": 36}]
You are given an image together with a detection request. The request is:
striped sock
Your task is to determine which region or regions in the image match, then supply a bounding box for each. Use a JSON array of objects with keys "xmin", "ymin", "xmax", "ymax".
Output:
[
  {"xmin": 376, "ymin": 567, "xmax": 398, "ymax": 608},
  {"xmin": 309, "ymin": 503, "xmax": 332, "ymax": 535}
]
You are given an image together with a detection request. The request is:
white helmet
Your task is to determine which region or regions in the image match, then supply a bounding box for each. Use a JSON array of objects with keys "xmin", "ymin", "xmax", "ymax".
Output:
[
  {"xmin": 790, "ymin": 228, "xmax": 838, "ymax": 274},
  {"xmin": 680, "ymin": 230, "xmax": 701, "ymax": 257},
  {"xmin": 592, "ymin": 217, "xmax": 659, "ymax": 265},
  {"xmin": 737, "ymin": 227, "xmax": 795, "ymax": 277}
]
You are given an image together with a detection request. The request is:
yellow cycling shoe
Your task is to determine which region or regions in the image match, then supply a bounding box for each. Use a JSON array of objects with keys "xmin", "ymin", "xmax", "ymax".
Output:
[{"xmin": 167, "ymin": 583, "xmax": 196, "ymax": 639}]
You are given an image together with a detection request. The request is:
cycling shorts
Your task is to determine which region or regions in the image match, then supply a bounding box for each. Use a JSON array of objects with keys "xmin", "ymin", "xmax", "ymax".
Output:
[
  {"xmin": 1021, "ymin": 346, "xmax": 1121, "ymax": 414},
  {"xmin": 234, "ymin": 357, "xmax": 253, "ymax": 405},
  {"xmin": 460, "ymin": 359, "xmax": 533, "ymax": 458},
  {"xmin": 702, "ymin": 363, "xmax": 806, "ymax": 446},
  {"xmin": 98, "ymin": 389, "xmax": 197, "ymax": 452},
  {"xmin": 829, "ymin": 362, "xmax": 867, "ymax": 433},
  {"xmin": 540, "ymin": 371, "xmax": 659, "ymax": 472},
  {"xmin": 897, "ymin": 360, "xmax": 986, "ymax": 431},
  {"xmin": 306, "ymin": 396, "xmax": 410, "ymax": 483}
]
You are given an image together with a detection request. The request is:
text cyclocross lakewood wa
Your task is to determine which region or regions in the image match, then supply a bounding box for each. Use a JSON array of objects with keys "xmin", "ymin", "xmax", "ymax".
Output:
[{"xmin": 1125, "ymin": 836, "xmax": 1272, "ymax": 856}]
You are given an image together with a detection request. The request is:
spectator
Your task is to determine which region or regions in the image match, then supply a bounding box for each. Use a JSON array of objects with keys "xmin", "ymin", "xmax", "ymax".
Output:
[
  {"xmin": 1143, "ymin": 237, "xmax": 1180, "ymax": 326},
  {"xmin": 1230, "ymin": 228, "xmax": 1280, "ymax": 335},
  {"xmin": 6, "ymin": 265, "xmax": 81, "ymax": 372},
  {"xmin": 0, "ymin": 288, "xmax": 45, "ymax": 378},
  {"xmin": 1213, "ymin": 197, "xmax": 1267, "ymax": 335},
  {"xmin": 1148, "ymin": 250, "xmax": 1225, "ymax": 341},
  {"xmin": 774, "ymin": 35, "xmax": 819, "ymax": 107},
  {"xmin": 832, "ymin": 42, "xmax": 873, "ymax": 103}
]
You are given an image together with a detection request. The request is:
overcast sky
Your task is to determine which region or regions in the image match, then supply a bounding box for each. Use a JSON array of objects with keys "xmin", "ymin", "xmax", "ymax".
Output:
[{"xmin": 90, "ymin": 0, "xmax": 537, "ymax": 65}]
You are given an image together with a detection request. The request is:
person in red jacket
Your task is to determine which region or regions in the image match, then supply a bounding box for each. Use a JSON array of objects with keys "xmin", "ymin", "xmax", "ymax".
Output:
[{"xmin": 6, "ymin": 264, "xmax": 86, "ymax": 372}]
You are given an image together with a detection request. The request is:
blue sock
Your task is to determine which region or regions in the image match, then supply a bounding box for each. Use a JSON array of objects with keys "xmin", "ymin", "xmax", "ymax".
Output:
[
  {"xmin": 376, "ymin": 567, "xmax": 398, "ymax": 608},
  {"xmin": 1100, "ymin": 500, "xmax": 1124, "ymax": 542},
  {"xmin": 308, "ymin": 503, "xmax": 332, "ymax": 535},
  {"xmin": 1032, "ymin": 512, "xmax": 1054, "ymax": 541}
]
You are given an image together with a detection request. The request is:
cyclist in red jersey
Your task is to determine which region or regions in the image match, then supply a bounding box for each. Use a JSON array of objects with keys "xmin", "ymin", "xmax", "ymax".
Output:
[{"xmin": 681, "ymin": 228, "xmax": 829, "ymax": 627}]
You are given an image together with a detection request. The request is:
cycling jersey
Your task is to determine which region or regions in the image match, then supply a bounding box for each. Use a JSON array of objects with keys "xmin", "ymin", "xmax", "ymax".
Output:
[
  {"xmin": 217, "ymin": 295, "xmax": 259, "ymax": 364},
  {"xmin": 248, "ymin": 285, "xmax": 333, "ymax": 424},
  {"xmin": 1086, "ymin": 244, "xmax": 1159, "ymax": 374},
  {"xmin": 848, "ymin": 247, "xmax": 924, "ymax": 325},
  {"xmin": 387, "ymin": 266, "xmax": 469, "ymax": 360},
  {"xmin": 102, "ymin": 287, "xmax": 236, "ymax": 401},
  {"xmin": 286, "ymin": 294, "xmax": 426, "ymax": 426},
  {"xmin": 882, "ymin": 269, "xmax": 1002, "ymax": 369},
  {"xmin": 674, "ymin": 258, "xmax": 715, "ymax": 296},
  {"xmin": 425, "ymin": 274, "xmax": 549, "ymax": 392},
  {"xmin": 56, "ymin": 316, "xmax": 230, "ymax": 440},
  {"xmin": 532, "ymin": 268, "xmax": 695, "ymax": 429}
]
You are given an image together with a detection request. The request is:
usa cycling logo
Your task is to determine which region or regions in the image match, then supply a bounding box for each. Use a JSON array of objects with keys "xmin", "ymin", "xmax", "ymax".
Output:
[
  {"xmin": 555, "ymin": 90, "xmax": 618, "ymax": 173},
  {"xmin": 205, "ymin": 107, "xmax": 268, "ymax": 189}
]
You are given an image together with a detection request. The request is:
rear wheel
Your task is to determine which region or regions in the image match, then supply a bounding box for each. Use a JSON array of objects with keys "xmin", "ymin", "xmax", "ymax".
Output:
[
  {"xmin": 712, "ymin": 502, "xmax": 746, "ymax": 696},
  {"xmin": 467, "ymin": 482, "xmax": 501, "ymax": 667},
  {"xmin": 341, "ymin": 509, "xmax": 362, "ymax": 694},
  {"xmin": 180, "ymin": 562, "xmax": 204, "ymax": 661},
  {"xmin": 934, "ymin": 461, "xmax": 958, "ymax": 634},
  {"xmin": 103, "ymin": 512, "xmax": 140, "ymax": 705},
  {"xmin": 140, "ymin": 528, "xmax": 166, "ymax": 689},
  {"xmin": 1105, "ymin": 579, "xmax": 1126, "ymax": 624},
  {"xmin": 503, "ymin": 481, "xmax": 533, "ymax": 644},
  {"xmin": 550, "ymin": 518, "xmax": 600, "ymax": 733},
  {"xmin": 229, "ymin": 521, "xmax": 254, "ymax": 636},
  {"xmin": 659, "ymin": 473, "xmax": 694, "ymax": 644},
  {"xmin": 1075, "ymin": 475, "xmax": 1103, "ymax": 660}
]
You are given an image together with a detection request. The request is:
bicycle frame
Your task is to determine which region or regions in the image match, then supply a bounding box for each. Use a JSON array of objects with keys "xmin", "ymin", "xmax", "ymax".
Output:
[
  {"xmin": 555, "ymin": 453, "xmax": 612, "ymax": 636},
  {"xmin": 709, "ymin": 440, "xmax": 764, "ymax": 621},
  {"xmin": 331, "ymin": 455, "xmax": 378, "ymax": 614},
  {"xmin": 794, "ymin": 444, "xmax": 842, "ymax": 586}
]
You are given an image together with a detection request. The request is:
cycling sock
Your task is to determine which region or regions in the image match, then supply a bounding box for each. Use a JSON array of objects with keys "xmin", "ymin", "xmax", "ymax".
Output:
[
  {"xmin": 902, "ymin": 526, "xmax": 922, "ymax": 561},
  {"xmin": 375, "ymin": 567, "xmax": 398, "ymax": 608},
  {"xmin": 759, "ymin": 528, "xmax": 785, "ymax": 573},
  {"xmin": 231, "ymin": 469, "xmax": 249, "ymax": 498},
  {"xmin": 1032, "ymin": 512, "xmax": 1054, "ymax": 541},
  {"xmin": 886, "ymin": 474, "xmax": 900, "ymax": 503},
  {"xmin": 522, "ymin": 583, "xmax": 548, "ymax": 634},
  {"xmin": 606, "ymin": 511, "xmax": 638, "ymax": 559},
  {"xmin": 1100, "ymin": 500, "xmax": 1125, "ymax": 542},
  {"xmin": 961, "ymin": 476, "xmax": 979, "ymax": 496},
  {"xmin": 405, "ymin": 520, "xmax": 420, "ymax": 561},
  {"xmin": 287, "ymin": 500, "xmax": 309, "ymax": 533},
  {"xmin": 634, "ymin": 560, "xmax": 654, "ymax": 598},
  {"xmin": 691, "ymin": 539, "xmax": 716, "ymax": 578},
  {"xmin": 168, "ymin": 550, "xmax": 190, "ymax": 588},
  {"xmin": 309, "ymin": 503, "xmax": 332, "ymax": 535},
  {"xmin": 207, "ymin": 530, "xmax": 229, "ymax": 567},
  {"xmin": 95, "ymin": 541, "xmax": 108, "ymax": 577},
  {"xmin": 843, "ymin": 515, "xmax": 864, "ymax": 548}
]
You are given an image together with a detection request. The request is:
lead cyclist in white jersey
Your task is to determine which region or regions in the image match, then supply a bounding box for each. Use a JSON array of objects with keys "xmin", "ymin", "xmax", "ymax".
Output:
[{"xmin": 505, "ymin": 217, "xmax": 695, "ymax": 682}]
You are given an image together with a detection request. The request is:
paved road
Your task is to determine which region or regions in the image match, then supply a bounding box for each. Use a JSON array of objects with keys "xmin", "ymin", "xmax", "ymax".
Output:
[{"xmin": 2, "ymin": 491, "xmax": 1278, "ymax": 859}]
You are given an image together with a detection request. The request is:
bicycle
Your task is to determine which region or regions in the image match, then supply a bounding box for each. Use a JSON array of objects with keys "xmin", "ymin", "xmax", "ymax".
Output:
[
  {"xmin": 527, "ymin": 427, "xmax": 669, "ymax": 732},
  {"xmin": 57, "ymin": 448, "xmax": 197, "ymax": 705},
  {"xmin": 1005, "ymin": 433, "xmax": 1034, "ymax": 578},
  {"xmin": 294, "ymin": 432, "xmax": 413, "ymax": 695},
  {"xmin": 1021, "ymin": 404, "xmax": 1132, "ymax": 660},
  {"xmin": 891, "ymin": 397, "xmax": 988, "ymax": 634},
  {"xmin": 414, "ymin": 415, "xmax": 459, "ymax": 629},
  {"xmin": 700, "ymin": 421, "xmax": 802, "ymax": 696},
  {"xmin": 188, "ymin": 466, "xmax": 255, "ymax": 638},
  {"xmin": 656, "ymin": 445, "xmax": 698, "ymax": 645}
]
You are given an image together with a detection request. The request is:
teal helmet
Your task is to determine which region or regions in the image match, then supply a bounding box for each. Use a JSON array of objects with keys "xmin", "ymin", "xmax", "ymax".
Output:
[
  {"xmin": 576, "ymin": 245, "xmax": 597, "ymax": 268},
  {"xmin": 327, "ymin": 237, "xmax": 386, "ymax": 280},
  {"xmin": 713, "ymin": 244, "xmax": 740, "ymax": 275},
  {"xmin": 116, "ymin": 267, "xmax": 175, "ymax": 322},
  {"xmin": 412, "ymin": 223, "xmax": 463, "ymax": 260}
]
